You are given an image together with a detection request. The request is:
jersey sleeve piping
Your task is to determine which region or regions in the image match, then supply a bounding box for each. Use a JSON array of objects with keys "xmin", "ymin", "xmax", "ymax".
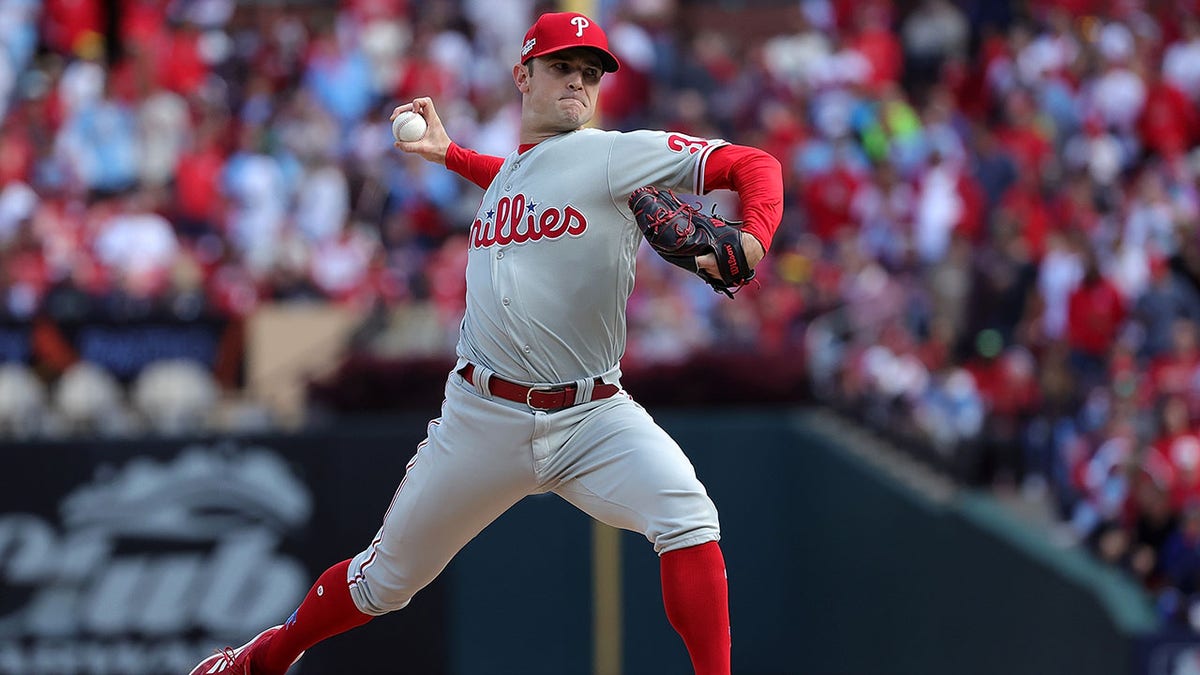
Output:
[
  {"xmin": 605, "ymin": 134, "xmax": 631, "ymax": 220},
  {"xmin": 692, "ymin": 141, "xmax": 728, "ymax": 195}
]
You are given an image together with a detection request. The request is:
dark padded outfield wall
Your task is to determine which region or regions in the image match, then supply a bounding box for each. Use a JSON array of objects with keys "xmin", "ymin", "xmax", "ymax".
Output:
[{"xmin": 0, "ymin": 410, "xmax": 1159, "ymax": 675}]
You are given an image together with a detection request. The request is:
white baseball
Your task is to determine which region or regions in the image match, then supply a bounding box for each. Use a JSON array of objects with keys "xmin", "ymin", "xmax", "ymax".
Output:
[{"xmin": 392, "ymin": 111, "xmax": 427, "ymax": 143}]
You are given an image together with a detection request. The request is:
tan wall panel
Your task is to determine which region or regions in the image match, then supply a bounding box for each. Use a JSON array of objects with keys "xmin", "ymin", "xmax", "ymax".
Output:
[{"xmin": 246, "ymin": 303, "xmax": 363, "ymax": 425}]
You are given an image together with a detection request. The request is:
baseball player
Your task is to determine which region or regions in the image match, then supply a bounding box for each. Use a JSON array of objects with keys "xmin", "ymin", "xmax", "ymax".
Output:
[{"xmin": 190, "ymin": 11, "xmax": 782, "ymax": 675}]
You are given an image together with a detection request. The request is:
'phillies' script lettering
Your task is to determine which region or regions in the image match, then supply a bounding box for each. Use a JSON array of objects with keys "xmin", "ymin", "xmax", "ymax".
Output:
[{"xmin": 471, "ymin": 194, "xmax": 588, "ymax": 248}]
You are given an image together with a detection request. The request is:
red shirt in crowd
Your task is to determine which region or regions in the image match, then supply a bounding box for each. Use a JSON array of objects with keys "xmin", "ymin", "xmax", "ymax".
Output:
[
  {"xmin": 175, "ymin": 142, "xmax": 226, "ymax": 225},
  {"xmin": 1150, "ymin": 353, "xmax": 1200, "ymax": 398},
  {"xmin": 998, "ymin": 179, "xmax": 1055, "ymax": 259},
  {"xmin": 852, "ymin": 24, "xmax": 903, "ymax": 89},
  {"xmin": 954, "ymin": 171, "xmax": 987, "ymax": 243},
  {"xmin": 0, "ymin": 127, "xmax": 35, "ymax": 186},
  {"xmin": 1066, "ymin": 274, "xmax": 1126, "ymax": 357},
  {"xmin": 996, "ymin": 123, "xmax": 1053, "ymax": 177},
  {"xmin": 1158, "ymin": 431, "xmax": 1200, "ymax": 510},
  {"xmin": 972, "ymin": 358, "xmax": 1041, "ymax": 418},
  {"xmin": 1138, "ymin": 78, "xmax": 1198, "ymax": 159},
  {"xmin": 599, "ymin": 61, "xmax": 651, "ymax": 128},
  {"xmin": 801, "ymin": 165, "xmax": 860, "ymax": 242},
  {"xmin": 161, "ymin": 27, "xmax": 209, "ymax": 97},
  {"xmin": 1051, "ymin": 179, "xmax": 1104, "ymax": 237},
  {"xmin": 42, "ymin": 0, "xmax": 103, "ymax": 55},
  {"xmin": 758, "ymin": 109, "xmax": 806, "ymax": 187}
]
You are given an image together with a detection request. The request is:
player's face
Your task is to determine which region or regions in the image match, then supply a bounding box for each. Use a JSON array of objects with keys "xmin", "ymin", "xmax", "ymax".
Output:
[{"xmin": 516, "ymin": 49, "xmax": 604, "ymax": 134}]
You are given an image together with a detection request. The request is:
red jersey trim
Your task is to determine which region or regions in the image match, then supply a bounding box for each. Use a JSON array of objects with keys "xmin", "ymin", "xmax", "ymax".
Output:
[{"xmin": 692, "ymin": 141, "xmax": 727, "ymax": 195}]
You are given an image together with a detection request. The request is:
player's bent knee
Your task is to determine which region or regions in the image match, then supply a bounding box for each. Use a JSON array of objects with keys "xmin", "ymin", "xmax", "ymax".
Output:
[
  {"xmin": 347, "ymin": 574, "xmax": 416, "ymax": 615},
  {"xmin": 346, "ymin": 549, "xmax": 427, "ymax": 615},
  {"xmin": 649, "ymin": 495, "xmax": 721, "ymax": 555}
]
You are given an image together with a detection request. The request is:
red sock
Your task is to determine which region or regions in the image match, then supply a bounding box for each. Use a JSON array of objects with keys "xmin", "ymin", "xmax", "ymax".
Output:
[
  {"xmin": 256, "ymin": 559, "xmax": 373, "ymax": 674},
  {"xmin": 660, "ymin": 541, "xmax": 731, "ymax": 675}
]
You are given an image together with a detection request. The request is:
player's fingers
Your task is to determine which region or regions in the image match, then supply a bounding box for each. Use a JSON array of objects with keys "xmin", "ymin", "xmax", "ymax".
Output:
[
  {"xmin": 411, "ymin": 97, "xmax": 440, "ymax": 124},
  {"xmin": 695, "ymin": 253, "xmax": 718, "ymax": 276},
  {"xmin": 390, "ymin": 103, "xmax": 415, "ymax": 121}
]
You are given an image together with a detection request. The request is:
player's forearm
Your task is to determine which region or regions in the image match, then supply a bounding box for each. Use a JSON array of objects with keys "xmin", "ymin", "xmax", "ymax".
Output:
[
  {"xmin": 446, "ymin": 142, "xmax": 506, "ymax": 190},
  {"xmin": 702, "ymin": 145, "xmax": 783, "ymax": 254}
]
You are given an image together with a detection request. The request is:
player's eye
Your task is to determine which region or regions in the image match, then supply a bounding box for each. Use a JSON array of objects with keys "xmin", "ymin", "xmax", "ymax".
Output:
[{"xmin": 583, "ymin": 68, "xmax": 601, "ymax": 83}]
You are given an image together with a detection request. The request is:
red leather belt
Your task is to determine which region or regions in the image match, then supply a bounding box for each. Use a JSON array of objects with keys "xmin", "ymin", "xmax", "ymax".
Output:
[{"xmin": 458, "ymin": 363, "xmax": 619, "ymax": 412}]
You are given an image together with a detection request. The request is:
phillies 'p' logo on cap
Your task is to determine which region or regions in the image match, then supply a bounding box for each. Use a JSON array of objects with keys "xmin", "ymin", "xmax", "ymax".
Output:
[{"xmin": 520, "ymin": 11, "xmax": 620, "ymax": 72}]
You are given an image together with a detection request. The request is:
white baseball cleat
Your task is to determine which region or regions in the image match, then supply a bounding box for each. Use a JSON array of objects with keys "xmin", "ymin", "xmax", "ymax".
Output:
[{"xmin": 187, "ymin": 625, "xmax": 304, "ymax": 675}]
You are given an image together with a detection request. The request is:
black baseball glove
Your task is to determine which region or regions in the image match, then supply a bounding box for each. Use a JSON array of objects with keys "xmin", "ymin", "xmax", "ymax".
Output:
[{"xmin": 628, "ymin": 186, "xmax": 756, "ymax": 297}]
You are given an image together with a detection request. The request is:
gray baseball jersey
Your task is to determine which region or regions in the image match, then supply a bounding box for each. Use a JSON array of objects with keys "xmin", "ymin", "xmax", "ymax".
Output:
[
  {"xmin": 457, "ymin": 128, "xmax": 728, "ymax": 384},
  {"xmin": 347, "ymin": 128, "xmax": 727, "ymax": 615}
]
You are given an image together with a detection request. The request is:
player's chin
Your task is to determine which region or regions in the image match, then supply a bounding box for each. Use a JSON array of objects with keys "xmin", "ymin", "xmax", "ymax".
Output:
[{"xmin": 558, "ymin": 106, "xmax": 592, "ymax": 129}]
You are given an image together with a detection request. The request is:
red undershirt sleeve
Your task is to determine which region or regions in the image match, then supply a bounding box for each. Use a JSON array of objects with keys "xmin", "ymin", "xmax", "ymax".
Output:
[
  {"xmin": 445, "ymin": 142, "xmax": 505, "ymax": 190},
  {"xmin": 700, "ymin": 144, "xmax": 784, "ymax": 253}
]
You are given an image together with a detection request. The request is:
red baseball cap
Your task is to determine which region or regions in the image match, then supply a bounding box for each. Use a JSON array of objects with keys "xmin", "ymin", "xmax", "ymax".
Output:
[{"xmin": 520, "ymin": 12, "xmax": 620, "ymax": 72}]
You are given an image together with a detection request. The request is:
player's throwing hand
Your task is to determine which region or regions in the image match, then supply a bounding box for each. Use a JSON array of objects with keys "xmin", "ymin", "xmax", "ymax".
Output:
[{"xmin": 391, "ymin": 97, "xmax": 452, "ymax": 166}]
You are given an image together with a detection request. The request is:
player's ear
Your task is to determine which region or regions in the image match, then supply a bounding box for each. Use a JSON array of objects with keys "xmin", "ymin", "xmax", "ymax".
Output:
[{"xmin": 513, "ymin": 62, "xmax": 531, "ymax": 94}]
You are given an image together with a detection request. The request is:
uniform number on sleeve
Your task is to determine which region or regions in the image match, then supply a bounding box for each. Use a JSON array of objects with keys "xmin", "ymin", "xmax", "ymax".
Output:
[{"xmin": 666, "ymin": 133, "xmax": 711, "ymax": 155}]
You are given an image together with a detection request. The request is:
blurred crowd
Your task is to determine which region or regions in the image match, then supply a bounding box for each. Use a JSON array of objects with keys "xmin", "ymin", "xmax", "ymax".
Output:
[
  {"xmin": 783, "ymin": 0, "xmax": 1200, "ymax": 635},
  {"xmin": 5, "ymin": 0, "xmax": 1200, "ymax": 631}
]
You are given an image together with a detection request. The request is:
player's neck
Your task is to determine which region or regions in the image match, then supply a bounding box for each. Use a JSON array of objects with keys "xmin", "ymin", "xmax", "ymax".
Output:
[
  {"xmin": 519, "ymin": 131, "xmax": 561, "ymax": 147},
  {"xmin": 518, "ymin": 125, "xmax": 581, "ymax": 150}
]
